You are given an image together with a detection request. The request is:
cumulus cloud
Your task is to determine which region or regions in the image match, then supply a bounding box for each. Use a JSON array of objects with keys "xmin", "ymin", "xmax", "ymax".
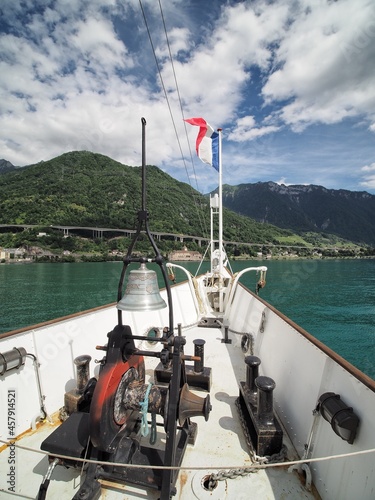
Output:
[
  {"xmin": 361, "ymin": 163, "xmax": 375, "ymax": 172},
  {"xmin": 0, "ymin": 0, "xmax": 374, "ymax": 194},
  {"xmin": 276, "ymin": 177, "xmax": 289, "ymax": 186},
  {"xmin": 262, "ymin": 0, "xmax": 375, "ymax": 131},
  {"xmin": 227, "ymin": 116, "xmax": 280, "ymax": 141},
  {"xmin": 359, "ymin": 162, "xmax": 375, "ymax": 189}
]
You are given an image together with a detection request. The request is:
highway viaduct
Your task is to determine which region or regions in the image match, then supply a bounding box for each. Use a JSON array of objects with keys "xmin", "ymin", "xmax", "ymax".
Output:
[{"xmin": 0, "ymin": 224, "xmax": 313, "ymax": 250}]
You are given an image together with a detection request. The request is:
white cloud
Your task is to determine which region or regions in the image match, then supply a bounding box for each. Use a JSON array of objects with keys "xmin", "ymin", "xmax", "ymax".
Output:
[
  {"xmin": 159, "ymin": 1, "xmax": 290, "ymax": 126},
  {"xmin": 227, "ymin": 115, "xmax": 280, "ymax": 141},
  {"xmin": 360, "ymin": 176, "xmax": 375, "ymax": 189},
  {"xmin": 0, "ymin": 0, "xmax": 374, "ymax": 194},
  {"xmin": 361, "ymin": 163, "xmax": 375, "ymax": 172},
  {"xmin": 156, "ymin": 27, "xmax": 192, "ymax": 60},
  {"xmin": 276, "ymin": 177, "xmax": 289, "ymax": 186},
  {"xmin": 262, "ymin": 0, "xmax": 375, "ymax": 131},
  {"xmin": 359, "ymin": 163, "xmax": 375, "ymax": 189}
]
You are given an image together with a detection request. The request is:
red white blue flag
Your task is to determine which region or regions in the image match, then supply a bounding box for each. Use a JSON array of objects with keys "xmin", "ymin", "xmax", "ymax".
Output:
[{"xmin": 184, "ymin": 117, "xmax": 219, "ymax": 171}]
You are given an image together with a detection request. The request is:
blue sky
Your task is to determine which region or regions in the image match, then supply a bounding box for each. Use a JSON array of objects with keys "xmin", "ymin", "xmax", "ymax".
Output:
[{"xmin": 1, "ymin": 0, "xmax": 375, "ymax": 194}]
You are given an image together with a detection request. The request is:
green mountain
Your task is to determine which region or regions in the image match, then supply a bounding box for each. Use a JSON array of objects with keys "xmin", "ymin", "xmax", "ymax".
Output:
[
  {"xmin": 219, "ymin": 182, "xmax": 375, "ymax": 246},
  {"xmin": 0, "ymin": 151, "xmax": 293, "ymax": 246},
  {"xmin": 0, "ymin": 159, "xmax": 16, "ymax": 174}
]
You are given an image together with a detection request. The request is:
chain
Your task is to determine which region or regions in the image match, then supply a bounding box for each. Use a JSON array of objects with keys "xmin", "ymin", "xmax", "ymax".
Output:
[
  {"xmin": 235, "ymin": 397, "xmax": 287, "ymax": 464},
  {"xmin": 235, "ymin": 397, "xmax": 261, "ymax": 463},
  {"xmin": 227, "ymin": 327, "xmax": 248, "ymax": 336},
  {"xmin": 207, "ymin": 398, "xmax": 287, "ymax": 490},
  {"xmin": 173, "ymin": 321, "xmax": 200, "ymax": 331}
]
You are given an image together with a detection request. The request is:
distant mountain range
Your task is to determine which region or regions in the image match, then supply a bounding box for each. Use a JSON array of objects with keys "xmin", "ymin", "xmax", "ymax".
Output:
[
  {"xmin": 1, "ymin": 153, "xmax": 374, "ymax": 246},
  {"xmin": 0, "ymin": 159, "xmax": 16, "ymax": 174},
  {"xmin": 219, "ymin": 182, "xmax": 375, "ymax": 245}
]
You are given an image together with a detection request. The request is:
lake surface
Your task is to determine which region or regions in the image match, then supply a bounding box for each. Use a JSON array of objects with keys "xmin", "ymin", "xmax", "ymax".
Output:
[{"xmin": 1, "ymin": 259, "xmax": 374, "ymax": 379}]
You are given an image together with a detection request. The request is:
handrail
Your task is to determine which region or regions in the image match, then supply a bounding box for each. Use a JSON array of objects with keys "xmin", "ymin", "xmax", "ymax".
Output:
[
  {"xmin": 166, "ymin": 263, "xmax": 201, "ymax": 317},
  {"xmin": 223, "ymin": 266, "xmax": 268, "ymax": 315}
]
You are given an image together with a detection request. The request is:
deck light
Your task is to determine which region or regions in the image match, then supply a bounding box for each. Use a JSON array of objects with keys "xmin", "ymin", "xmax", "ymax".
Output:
[
  {"xmin": 0, "ymin": 347, "xmax": 26, "ymax": 375},
  {"xmin": 318, "ymin": 392, "xmax": 360, "ymax": 444}
]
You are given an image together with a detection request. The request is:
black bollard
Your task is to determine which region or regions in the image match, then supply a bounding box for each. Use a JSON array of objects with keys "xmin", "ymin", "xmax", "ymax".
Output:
[
  {"xmin": 238, "ymin": 368, "xmax": 283, "ymax": 456},
  {"xmin": 244, "ymin": 356, "xmax": 261, "ymax": 404},
  {"xmin": 256, "ymin": 376, "xmax": 276, "ymax": 425},
  {"xmin": 74, "ymin": 355, "xmax": 91, "ymax": 394},
  {"xmin": 193, "ymin": 339, "xmax": 205, "ymax": 373}
]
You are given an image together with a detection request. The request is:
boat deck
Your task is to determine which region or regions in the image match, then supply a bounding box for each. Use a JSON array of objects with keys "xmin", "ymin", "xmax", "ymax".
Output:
[{"xmin": 0, "ymin": 324, "xmax": 318, "ymax": 499}]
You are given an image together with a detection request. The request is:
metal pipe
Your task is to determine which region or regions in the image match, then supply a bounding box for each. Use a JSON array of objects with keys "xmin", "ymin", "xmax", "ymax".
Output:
[
  {"xmin": 223, "ymin": 266, "xmax": 268, "ymax": 314},
  {"xmin": 27, "ymin": 353, "xmax": 49, "ymax": 425},
  {"xmin": 141, "ymin": 117, "xmax": 146, "ymax": 211},
  {"xmin": 166, "ymin": 263, "xmax": 200, "ymax": 316}
]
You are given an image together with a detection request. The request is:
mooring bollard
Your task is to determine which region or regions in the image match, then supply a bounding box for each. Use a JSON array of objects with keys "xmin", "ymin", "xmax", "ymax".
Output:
[
  {"xmin": 193, "ymin": 339, "xmax": 205, "ymax": 374},
  {"xmin": 238, "ymin": 365, "xmax": 283, "ymax": 455},
  {"xmin": 244, "ymin": 355, "xmax": 261, "ymax": 404},
  {"xmin": 74, "ymin": 355, "xmax": 91, "ymax": 394},
  {"xmin": 256, "ymin": 375, "xmax": 276, "ymax": 425}
]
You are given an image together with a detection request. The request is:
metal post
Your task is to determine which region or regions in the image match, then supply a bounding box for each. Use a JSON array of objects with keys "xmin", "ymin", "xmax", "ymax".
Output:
[
  {"xmin": 74, "ymin": 355, "xmax": 91, "ymax": 394},
  {"xmin": 193, "ymin": 339, "xmax": 205, "ymax": 373},
  {"xmin": 245, "ymin": 356, "xmax": 261, "ymax": 404},
  {"xmin": 256, "ymin": 376, "xmax": 276, "ymax": 425}
]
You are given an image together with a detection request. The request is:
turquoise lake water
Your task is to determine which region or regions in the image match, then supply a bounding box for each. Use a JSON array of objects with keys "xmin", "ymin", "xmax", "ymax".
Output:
[{"xmin": 0, "ymin": 259, "xmax": 374, "ymax": 379}]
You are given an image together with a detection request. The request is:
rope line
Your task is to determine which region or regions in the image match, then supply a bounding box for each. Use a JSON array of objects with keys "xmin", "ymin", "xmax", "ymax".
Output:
[
  {"xmin": 157, "ymin": 0, "xmax": 209, "ymax": 238},
  {"xmin": 139, "ymin": 0, "xmax": 209, "ymax": 239},
  {"xmin": 139, "ymin": 382, "xmax": 153, "ymax": 437},
  {"xmin": 1, "ymin": 439, "xmax": 374, "ymax": 471}
]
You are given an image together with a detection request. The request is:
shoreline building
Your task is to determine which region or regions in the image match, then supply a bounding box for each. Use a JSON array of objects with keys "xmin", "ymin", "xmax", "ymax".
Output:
[{"xmin": 168, "ymin": 246, "xmax": 202, "ymax": 261}]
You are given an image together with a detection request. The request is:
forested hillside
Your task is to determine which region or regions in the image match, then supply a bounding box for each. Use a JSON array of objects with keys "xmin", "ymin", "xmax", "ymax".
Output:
[{"xmin": 0, "ymin": 151, "xmax": 294, "ymax": 245}]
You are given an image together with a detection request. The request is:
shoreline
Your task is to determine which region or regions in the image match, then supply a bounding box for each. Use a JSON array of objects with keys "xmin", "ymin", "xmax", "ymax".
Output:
[{"xmin": 2, "ymin": 254, "xmax": 375, "ymax": 265}]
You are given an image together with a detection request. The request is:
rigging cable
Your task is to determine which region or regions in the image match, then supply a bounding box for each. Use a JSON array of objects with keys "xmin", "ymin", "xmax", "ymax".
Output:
[
  {"xmin": 139, "ymin": 0, "xmax": 209, "ymax": 239},
  {"xmin": 157, "ymin": 0, "xmax": 209, "ymax": 238}
]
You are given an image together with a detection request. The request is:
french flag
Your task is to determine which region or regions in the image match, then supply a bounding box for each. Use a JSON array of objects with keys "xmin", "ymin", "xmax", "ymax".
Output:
[{"xmin": 184, "ymin": 117, "xmax": 219, "ymax": 171}]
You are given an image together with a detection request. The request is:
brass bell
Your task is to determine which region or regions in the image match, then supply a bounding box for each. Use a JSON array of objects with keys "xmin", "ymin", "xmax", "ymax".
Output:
[
  {"xmin": 178, "ymin": 383, "xmax": 211, "ymax": 426},
  {"xmin": 117, "ymin": 263, "xmax": 167, "ymax": 311}
]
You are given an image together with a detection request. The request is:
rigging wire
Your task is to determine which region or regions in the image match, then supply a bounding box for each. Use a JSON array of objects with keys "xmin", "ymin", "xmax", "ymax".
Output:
[
  {"xmin": 157, "ymin": 1, "xmax": 207, "ymax": 198},
  {"xmin": 157, "ymin": 0, "xmax": 209, "ymax": 238},
  {"xmin": 2, "ymin": 438, "xmax": 375, "ymax": 471},
  {"xmin": 139, "ymin": 0, "xmax": 209, "ymax": 239}
]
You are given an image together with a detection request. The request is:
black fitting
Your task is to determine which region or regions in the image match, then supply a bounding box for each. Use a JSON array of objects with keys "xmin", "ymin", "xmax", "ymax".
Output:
[
  {"xmin": 138, "ymin": 209, "xmax": 148, "ymax": 221},
  {"xmin": 155, "ymin": 254, "xmax": 164, "ymax": 265},
  {"xmin": 318, "ymin": 392, "xmax": 360, "ymax": 444},
  {"xmin": 74, "ymin": 355, "xmax": 91, "ymax": 394},
  {"xmin": 173, "ymin": 336, "xmax": 186, "ymax": 350},
  {"xmin": 244, "ymin": 356, "xmax": 261, "ymax": 402},
  {"xmin": 255, "ymin": 376, "xmax": 276, "ymax": 425},
  {"xmin": 193, "ymin": 339, "xmax": 205, "ymax": 373}
]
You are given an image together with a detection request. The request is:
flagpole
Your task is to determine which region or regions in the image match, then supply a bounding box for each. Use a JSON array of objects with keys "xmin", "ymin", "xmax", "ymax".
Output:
[{"xmin": 218, "ymin": 128, "xmax": 223, "ymax": 277}]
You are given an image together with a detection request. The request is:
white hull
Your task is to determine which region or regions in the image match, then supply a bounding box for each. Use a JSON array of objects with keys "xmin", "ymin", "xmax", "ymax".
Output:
[{"xmin": 1, "ymin": 275, "xmax": 374, "ymax": 499}]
